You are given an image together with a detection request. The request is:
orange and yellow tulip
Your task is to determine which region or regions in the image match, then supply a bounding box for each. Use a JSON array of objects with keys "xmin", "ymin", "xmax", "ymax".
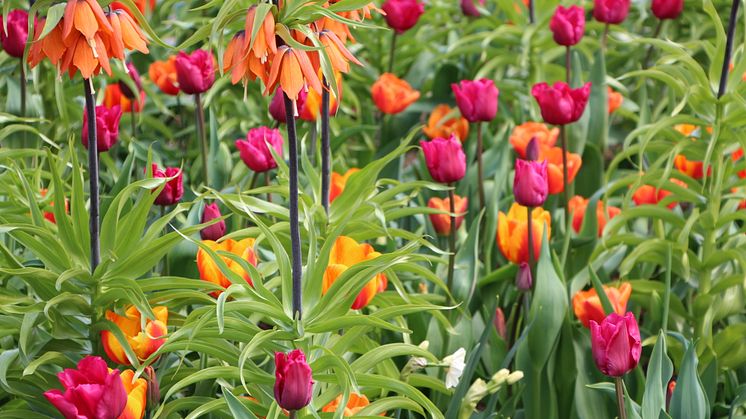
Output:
[
  {"xmin": 428, "ymin": 195, "xmax": 468, "ymax": 236},
  {"xmin": 119, "ymin": 369, "xmax": 147, "ymax": 419},
  {"xmin": 497, "ymin": 203, "xmax": 551, "ymax": 264},
  {"xmin": 423, "ymin": 105, "xmax": 470, "ymax": 142},
  {"xmin": 371, "ymin": 73, "xmax": 420, "ymax": 114},
  {"xmin": 322, "ymin": 236, "xmax": 388, "ymax": 310},
  {"xmin": 149, "ymin": 56, "xmax": 179, "ymax": 95},
  {"xmin": 196, "ymin": 238, "xmax": 258, "ymax": 296},
  {"xmin": 607, "ymin": 87, "xmax": 623, "ymax": 114},
  {"xmin": 568, "ymin": 196, "xmax": 621, "ymax": 237},
  {"xmin": 322, "ymin": 393, "xmax": 373, "ymax": 416},
  {"xmin": 509, "ymin": 122, "xmax": 558, "ymax": 159},
  {"xmin": 572, "ymin": 282, "xmax": 632, "ymax": 328},
  {"xmin": 329, "ymin": 168, "xmax": 359, "ymax": 203},
  {"xmin": 540, "ymin": 146, "xmax": 582, "ymax": 194},
  {"xmin": 102, "ymin": 306, "xmax": 168, "ymax": 365}
]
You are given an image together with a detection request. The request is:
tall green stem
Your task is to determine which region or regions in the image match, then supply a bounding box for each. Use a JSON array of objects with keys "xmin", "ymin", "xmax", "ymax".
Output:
[
  {"xmin": 284, "ymin": 93, "xmax": 303, "ymax": 320},
  {"xmin": 560, "ymin": 125, "xmax": 572, "ymax": 266},
  {"xmin": 615, "ymin": 377, "xmax": 628, "ymax": 419},
  {"xmin": 20, "ymin": 59, "xmax": 26, "ymax": 117},
  {"xmin": 387, "ymin": 32, "xmax": 397, "ymax": 74},
  {"xmin": 565, "ymin": 46, "xmax": 571, "ymax": 84},
  {"xmin": 476, "ymin": 123, "xmax": 485, "ymax": 211},
  {"xmin": 446, "ymin": 186, "xmax": 457, "ymax": 303},
  {"xmin": 321, "ymin": 78, "xmax": 331, "ymax": 215},
  {"xmin": 195, "ymin": 93, "xmax": 209, "ymax": 187},
  {"xmin": 527, "ymin": 206, "xmax": 534, "ymax": 271}
]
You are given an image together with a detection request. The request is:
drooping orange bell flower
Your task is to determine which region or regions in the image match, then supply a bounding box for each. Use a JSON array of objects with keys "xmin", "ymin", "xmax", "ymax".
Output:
[
  {"xmin": 329, "ymin": 168, "xmax": 359, "ymax": 203},
  {"xmin": 107, "ymin": 10, "xmax": 149, "ymax": 57},
  {"xmin": 316, "ymin": 2, "xmax": 383, "ymax": 43},
  {"xmin": 104, "ymin": 83, "xmax": 145, "ymax": 113},
  {"xmin": 311, "ymin": 30, "xmax": 361, "ymax": 74},
  {"xmin": 607, "ymin": 87, "xmax": 623, "ymax": 114},
  {"xmin": 572, "ymin": 282, "xmax": 632, "ymax": 328},
  {"xmin": 428, "ymin": 195, "xmax": 468, "ymax": 236},
  {"xmin": 497, "ymin": 203, "xmax": 551, "ymax": 264},
  {"xmin": 265, "ymin": 46, "xmax": 322, "ymax": 101},
  {"xmin": 423, "ymin": 105, "xmax": 470, "ymax": 142},
  {"xmin": 322, "ymin": 236, "xmax": 388, "ymax": 310},
  {"xmin": 149, "ymin": 56, "xmax": 179, "ymax": 95},
  {"xmin": 539, "ymin": 146, "xmax": 582, "ymax": 194},
  {"xmin": 243, "ymin": 5, "xmax": 277, "ymax": 63},
  {"xmin": 632, "ymin": 178, "xmax": 687, "ymax": 209},
  {"xmin": 223, "ymin": 31, "xmax": 269, "ymax": 85},
  {"xmin": 568, "ymin": 196, "xmax": 621, "ymax": 237},
  {"xmin": 119, "ymin": 369, "xmax": 148, "ymax": 419},
  {"xmin": 509, "ymin": 122, "xmax": 558, "ymax": 159},
  {"xmin": 112, "ymin": 0, "xmax": 156, "ymax": 15},
  {"xmin": 196, "ymin": 238, "xmax": 258, "ymax": 296},
  {"xmin": 322, "ymin": 393, "xmax": 373, "ymax": 416},
  {"xmin": 371, "ymin": 73, "xmax": 420, "ymax": 114},
  {"xmin": 102, "ymin": 306, "xmax": 168, "ymax": 365}
]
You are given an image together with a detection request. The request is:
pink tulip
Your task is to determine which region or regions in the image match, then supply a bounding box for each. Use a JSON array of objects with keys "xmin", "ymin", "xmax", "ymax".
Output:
[
  {"xmin": 381, "ymin": 0, "xmax": 425, "ymax": 34},
  {"xmin": 270, "ymin": 88, "xmax": 323, "ymax": 123},
  {"xmin": 515, "ymin": 262, "xmax": 532, "ymax": 291},
  {"xmin": 420, "ymin": 135, "xmax": 467, "ymax": 184},
  {"xmin": 236, "ymin": 127, "xmax": 284, "ymax": 173},
  {"xmin": 200, "ymin": 203, "xmax": 226, "ymax": 241},
  {"xmin": 175, "ymin": 49, "xmax": 215, "ymax": 95},
  {"xmin": 44, "ymin": 356, "xmax": 127, "ymax": 419},
  {"xmin": 150, "ymin": 164, "xmax": 183, "ymax": 206},
  {"xmin": 82, "ymin": 105, "xmax": 122, "ymax": 152},
  {"xmin": 451, "ymin": 79, "xmax": 499, "ymax": 123},
  {"xmin": 461, "ymin": 0, "xmax": 485, "ymax": 17},
  {"xmin": 513, "ymin": 159, "xmax": 548, "ymax": 207},
  {"xmin": 651, "ymin": 0, "xmax": 683, "ymax": 20},
  {"xmin": 593, "ymin": 0, "xmax": 630, "ymax": 24},
  {"xmin": 0, "ymin": 10, "xmax": 29, "ymax": 58},
  {"xmin": 274, "ymin": 349, "xmax": 313, "ymax": 411},
  {"xmin": 531, "ymin": 82, "xmax": 591, "ymax": 125},
  {"xmin": 590, "ymin": 312, "xmax": 641, "ymax": 377},
  {"xmin": 550, "ymin": 5, "xmax": 585, "ymax": 47}
]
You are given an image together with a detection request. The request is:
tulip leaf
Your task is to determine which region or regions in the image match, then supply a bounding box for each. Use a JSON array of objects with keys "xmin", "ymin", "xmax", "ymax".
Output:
[
  {"xmin": 587, "ymin": 48, "xmax": 608, "ymax": 152},
  {"xmin": 641, "ymin": 331, "xmax": 674, "ymax": 419},
  {"xmin": 669, "ymin": 340, "xmax": 709, "ymax": 419},
  {"xmin": 588, "ymin": 267, "xmax": 614, "ymax": 316},
  {"xmin": 223, "ymin": 387, "xmax": 260, "ymax": 419}
]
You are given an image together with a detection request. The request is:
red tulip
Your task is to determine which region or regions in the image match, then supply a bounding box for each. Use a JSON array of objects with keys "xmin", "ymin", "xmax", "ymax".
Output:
[
  {"xmin": 200, "ymin": 203, "xmax": 226, "ymax": 241},
  {"xmin": 593, "ymin": 0, "xmax": 630, "ymax": 24},
  {"xmin": 0, "ymin": 10, "xmax": 29, "ymax": 58},
  {"xmin": 274, "ymin": 349, "xmax": 313, "ymax": 411},
  {"xmin": 590, "ymin": 312, "xmax": 641, "ymax": 377},
  {"xmin": 651, "ymin": 0, "xmax": 683, "ymax": 20},
  {"xmin": 461, "ymin": 0, "xmax": 485, "ymax": 17},
  {"xmin": 381, "ymin": 0, "xmax": 425, "ymax": 34},
  {"xmin": 82, "ymin": 105, "xmax": 122, "ymax": 152},
  {"xmin": 150, "ymin": 164, "xmax": 183, "ymax": 206},
  {"xmin": 531, "ymin": 82, "xmax": 591, "ymax": 125},
  {"xmin": 420, "ymin": 135, "xmax": 466, "ymax": 184},
  {"xmin": 236, "ymin": 127, "xmax": 284, "ymax": 173},
  {"xmin": 175, "ymin": 49, "xmax": 215, "ymax": 95},
  {"xmin": 513, "ymin": 159, "xmax": 548, "ymax": 207},
  {"xmin": 451, "ymin": 79, "xmax": 499, "ymax": 123},
  {"xmin": 550, "ymin": 5, "xmax": 585, "ymax": 47},
  {"xmin": 44, "ymin": 356, "xmax": 128, "ymax": 419}
]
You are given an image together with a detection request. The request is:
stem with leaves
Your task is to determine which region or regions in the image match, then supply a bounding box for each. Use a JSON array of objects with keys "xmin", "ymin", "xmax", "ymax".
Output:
[
  {"xmin": 388, "ymin": 32, "xmax": 397, "ymax": 73},
  {"xmin": 321, "ymin": 78, "xmax": 331, "ymax": 215},
  {"xmin": 284, "ymin": 93, "xmax": 303, "ymax": 320},
  {"xmin": 195, "ymin": 93, "xmax": 209, "ymax": 187}
]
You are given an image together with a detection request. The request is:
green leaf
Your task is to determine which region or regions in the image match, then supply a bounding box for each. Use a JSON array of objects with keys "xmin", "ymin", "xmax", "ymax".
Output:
[
  {"xmin": 641, "ymin": 331, "xmax": 673, "ymax": 419},
  {"xmin": 669, "ymin": 340, "xmax": 709, "ymax": 419}
]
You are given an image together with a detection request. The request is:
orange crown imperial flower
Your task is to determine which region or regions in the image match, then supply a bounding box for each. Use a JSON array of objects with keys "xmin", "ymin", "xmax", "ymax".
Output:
[
  {"xmin": 322, "ymin": 236, "xmax": 388, "ymax": 310},
  {"xmin": 572, "ymin": 282, "xmax": 632, "ymax": 328},
  {"xmin": 102, "ymin": 306, "xmax": 168, "ymax": 365},
  {"xmin": 265, "ymin": 45, "xmax": 322, "ymax": 101}
]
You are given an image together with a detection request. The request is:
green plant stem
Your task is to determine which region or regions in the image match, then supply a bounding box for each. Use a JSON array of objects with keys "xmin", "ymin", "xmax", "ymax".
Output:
[
  {"xmin": 662, "ymin": 242, "xmax": 671, "ymax": 331},
  {"xmin": 527, "ymin": 205, "xmax": 534, "ymax": 273},
  {"xmin": 19, "ymin": 59, "xmax": 26, "ymax": 117},
  {"xmin": 265, "ymin": 171, "xmax": 272, "ymax": 203},
  {"xmin": 447, "ymin": 186, "xmax": 457, "ymax": 304},
  {"xmin": 565, "ymin": 46, "xmax": 571, "ymax": 84},
  {"xmin": 615, "ymin": 377, "xmax": 628, "ymax": 419},
  {"xmin": 476, "ymin": 122, "xmax": 485, "ymax": 211},
  {"xmin": 718, "ymin": 0, "xmax": 740, "ymax": 99},
  {"xmin": 601, "ymin": 24, "xmax": 609, "ymax": 50},
  {"xmin": 289, "ymin": 411, "xmax": 297, "ymax": 419},
  {"xmin": 161, "ymin": 206, "xmax": 169, "ymax": 277},
  {"xmin": 388, "ymin": 32, "xmax": 397, "ymax": 74},
  {"xmin": 321, "ymin": 77, "xmax": 331, "ymax": 215},
  {"xmin": 559, "ymin": 125, "xmax": 571, "ymax": 267},
  {"xmin": 131, "ymin": 102, "xmax": 136, "ymax": 138},
  {"xmin": 643, "ymin": 20, "xmax": 664, "ymax": 68},
  {"xmin": 284, "ymin": 92, "xmax": 303, "ymax": 320},
  {"xmin": 195, "ymin": 93, "xmax": 209, "ymax": 187}
]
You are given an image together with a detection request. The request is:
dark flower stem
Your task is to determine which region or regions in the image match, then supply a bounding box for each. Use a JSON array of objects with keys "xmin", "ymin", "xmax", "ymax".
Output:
[
  {"xmin": 447, "ymin": 186, "xmax": 457, "ymax": 303},
  {"xmin": 321, "ymin": 77, "xmax": 331, "ymax": 215},
  {"xmin": 388, "ymin": 32, "xmax": 397, "ymax": 73},
  {"xmin": 528, "ymin": 0, "xmax": 534, "ymax": 24},
  {"xmin": 643, "ymin": 20, "xmax": 664, "ymax": 68},
  {"xmin": 560, "ymin": 125, "xmax": 571, "ymax": 265},
  {"xmin": 526, "ymin": 205, "xmax": 534, "ymax": 272},
  {"xmin": 718, "ymin": 0, "xmax": 740, "ymax": 99},
  {"xmin": 476, "ymin": 122, "xmax": 485, "ymax": 211},
  {"xmin": 84, "ymin": 79, "xmax": 100, "ymax": 273},
  {"xmin": 615, "ymin": 377, "xmax": 628, "ymax": 419},
  {"xmin": 19, "ymin": 60, "xmax": 26, "ymax": 116},
  {"xmin": 565, "ymin": 46, "xmax": 571, "ymax": 84},
  {"xmin": 195, "ymin": 93, "xmax": 209, "ymax": 186},
  {"xmin": 289, "ymin": 411, "xmax": 297, "ymax": 419},
  {"xmin": 130, "ymin": 102, "xmax": 136, "ymax": 137},
  {"xmin": 284, "ymin": 92, "xmax": 303, "ymax": 320}
]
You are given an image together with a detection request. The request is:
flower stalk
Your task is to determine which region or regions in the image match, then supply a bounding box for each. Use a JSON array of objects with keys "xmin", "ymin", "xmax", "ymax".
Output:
[
  {"xmin": 718, "ymin": 0, "xmax": 740, "ymax": 99},
  {"xmin": 284, "ymin": 92, "xmax": 303, "ymax": 320},
  {"xmin": 20, "ymin": 60, "xmax": 26, "ymax": 116},
  {"xmin": 476, "ymin": 122, "xmax": 485, "ymax": 210},
  {"xmin": 560, "ymin": 125, "xmax": 571, "ymax": 265},
  {"xmin": 321, "ymin": 78, "xmax": 331, "ymax": 215},
  {"xmin": 84, "ymin": 79, "xmax": 100, "ymax": 272},
  {"xmin": 615, "ymin": 377, "xmax": 628, "ymax": 419},
  {"xmin": 447, "ymin": 186, "xmax": 457, "ymax": 302},
  {"xmin": 195, "ymin": 93, "xmax": 209, "ymax": 186}
]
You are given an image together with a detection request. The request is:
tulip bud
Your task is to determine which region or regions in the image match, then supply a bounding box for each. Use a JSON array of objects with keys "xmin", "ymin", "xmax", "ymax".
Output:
[
  {"xmin": 451, "ymin": 79, "xmax": 499, "ymax": 123},
  {"xmin": 525, "ymin": 137, "xmax": 541, "ymax": 161},
  {"xmin": 420, "ymin": 135, "xmax": 467, "ymax": 184},
  {"xmin": 274, "ymin": 349, "xmax": 313, "ymax": 411},
  {"xmin": 590, "ymin": 312, "xmax": 641, "ymax": 377},
  {"xmin": 145, "ymin": 366, "xmax": 160, "ymax": 409},
  {"xmin": 0, "ymin": 10, "xmax": 29, "ymax": 58},
  {"xmin": 666, "ymin": 379, "xmax": 676, "ymax": 411},
  {"xmin": 236, "ymin": 126, "xmax": 284, "ymax": 173},
  {"xmin": 593, "ymin": 0, "xmax": 630, "ymax": 24},
  {"xmin": 550, "ymin": 5, "xmax": 585, "ymax": 47},
  {"xmin": 515, "ymin": 262, "xmax": 532, "ymax": 291},
  {"xmin": 651, "ymin": 0, "xmax": 683, "ymax": 20},
  {"xmin": 82, "ymin": 105, "xmax": 122, "ymax": 153},
  {"xmin": 531, "ymin": 82, "xmax": 591, "ymax": 126},
  {"xmin": 494, "ymin": 308, "xmax": 507, "ymax": 340},
  {"xmin": 175, "ymin": 49, "xmax": 215, "ymax": 95},
  {"xmin": 461, "ymin": 0, "xmax": 485, "ymax": 16},
  {"xmin": 200, "ymin": 203, "xmax": 226, "ymax": 241},
  {"xmin": 513, "ymin": 159, "xmax": 548, "ymax": 207},
  {"xmin": 119, "ymin": 62, "xmax": 143, "ymax": 100},
  {"xmin": 381, "ymin": 0, "xmax": 425, "ymax": 34},
  {"xmin": 150, "ymin": 164, "xmax": 184, "ymax": 206}
]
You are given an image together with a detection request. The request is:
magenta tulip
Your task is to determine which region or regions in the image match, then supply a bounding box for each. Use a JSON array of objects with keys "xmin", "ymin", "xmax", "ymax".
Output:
[
  {"xmin": 269, "ymin": 88, "xmax": 310, "ymax": 123},
  {"xmin": 151, "ymin": 164, "xmax": 184, "ymax": 206},
  {"xmin": 44, "ymin": 356, "xmax": 127, "ymax": 419},
  {"xmin": 590, "ymin": 312, "xmax": 641, "ymax": 377},
  {"xmin": 175, "ymin": 49, "xmax": 215, "ymax": 95},
  {"xmin": 531, "ymin": 82, "xmax": 591, "ymax": 125},
  {"xmin": 550, "ymin": 5, "xmax": 585, "ymax": 47},
  {"xmin": 461, "ymin": 0, "xmax": 485, "ymax": 17},
  {"xmin": 236, "ymin": 127, "xmax": 284, "ymax": 173},
  {"xmin": 381, "ymin": 0, "xmax": 425, "ymax": 34},
  {"xmin": 82, "ymin": 105, "xmax": 122, "ymax": 153},
  {"xmin": 200, "ymin": 203, "xmax": 226, "ymax": 241},
  {"xmin": 652, "ymin": 0, "xmax": 683, "ymax": 20},
  {"xmin": 513, "ymin": 159, "xmax": 548, "ymax": 207},
  {"xmin": 451, "ymin": 79, "xmax": 499, "ymax": 123},
  {"xmin": 516, "ymin": 262, "xmax": 532, "ymax": 291},
  {"xmin": 420, "ymin": 135, "xmax": 467, "ymax": 184},
  {"xmin": 0, "ymin": 10, "xmax": 28, "ymax": 58},
  {"xmin": 593, "ymin": 0, "xmax": 630, "ymax": 24},
  {"xmin": 274, "ymin": 349, "xmax": 313, "ymax": 411}
]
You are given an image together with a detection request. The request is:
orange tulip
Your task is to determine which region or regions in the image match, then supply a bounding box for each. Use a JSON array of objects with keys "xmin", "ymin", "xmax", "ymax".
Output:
[
  {"xmin": 428, "ymin": 195, "xmax": 468, "ymax": 235},
  {"xmin": 568, "ymin": 196, "xmax": 621, "ymax": 237},
  {"xmin": 607, "ymin": 87, "xmax": 623, "ymax": 114},
  {"xmin": 322, "ymin": 236, "xmax": 388, "ymax": 310},
  {"xmin": 149, "ymin": 56, "xmax": 179, "ymax": 95},
  {"xmin": 119, "ymin": 369, "xmax": 147, "ymax": 419},
  {"xmin": 265, "ymin": 46, "xmax": 322, "ymax": 101},
  {"xmin": 104, "ymin": 83, "xmax": 145, "ymax": 113},
  {"xmin": 572, "ymin": 282, "xmax": 632, "ymax": 328},
  {"xmin": 102, "ymin": 306, "xmax": 168, "ymax": 365},
  {"xmin": 497, "ymin": 203, "xmax": 551, "ymax": 264},
  {"xmin": 732, "ymin": 148, "xmax": 746, "ymax": 179},
  {"xmin": 329, "ymin": 168, "xmax": 360, "ymax": 203},
  {"xmin": 196, "ymin": 238, "xmax": 258, "ymax": 296},
  {"xmin": 632, "ymin": 178, "xmax": 686, "ymax": 209},
  {"xmin": 39, "ymin": 188, "xmax": 69, "ymax": 224},
  {"xmin": 371, "ymin": 73, "xmax": 420, "ymax": 114},
  {"xmin": 509, "ymin": 122, "xmax": 558, "ymax": 159},
  {"xmin": 674, "ymin": 154, "xmax": 709, "ymax": 179},
  {"xmin": 423, "ymin": 105, "xmax": 470, "ymax": 141},
  {"xmin": 540, "ymin": 146, "xmax": 582, "ymax": 194},
  {"xmin": 322, "ymin": 393, "xmax": 372, "ymax": 416}
]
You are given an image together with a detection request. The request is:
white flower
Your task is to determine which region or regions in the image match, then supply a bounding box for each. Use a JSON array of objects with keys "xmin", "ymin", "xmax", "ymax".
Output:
[
  {"xmin": 506, "ymin": 370, "xmax": 524, "ymax": 385},
  {"xmin": 443, "ymin": 347, "xmax": 467, "ymax": 389}
]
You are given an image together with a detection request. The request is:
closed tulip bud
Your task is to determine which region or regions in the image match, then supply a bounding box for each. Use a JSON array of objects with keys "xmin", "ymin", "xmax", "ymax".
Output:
[
  {"xmin": 531, "ymin": 82, "xmax": 591, "ymax": 126},
  {"xmin": 150, "ymin": 164, "xmax": 183, "ymax": 206},
  {"xmin": 145, "ymin": 366, "xmax": 160, "ymax": 409},
  {"xmin": 515, "ymin": 262, "xmax": 532, "ymax": 291},
  {"xmin": 461, "ymin": 0, "xmax": 485, "ymax": 17},
  {"xmin": 200, "ymin": 203, "xmax": 225, "ymax": 241},
  {"xmin": 593, "ymin": 0, "xmax": 630, "ymax": 24},
  {"xmin": 381, "ymin": 0, "xmax": 425, "ymax": 34},
  {"xmin": 119, "ymin": 62, "xmax": 143, "ymax": 100},
  {"xmin": 451, "ymin": 79, "xmax": 499, "ymax": 123},
  {"xmin": 420, "ymin": 135, "xmax": 466, "ymax": 184},
  {"xmin": 236, "ymin": 127, "xmax": 284, "ymax": 173},
  {"xmin": 590, "ymin": 312, "xmax": 641, "ymax": 377},
  {"xmin": 525, "ymin": 137, "xmax": 541, "ymax": 161},
  {"xmin": 652, "ymin": 0, "xmax": 683, "ymax": 20},
  {"xmin": 494, "ymin": 308, "xmax": 507, "ymax": 340},
  {"xmin": 82, "ymin": 105, "xmax": 122, "ymax": 153},
  {"xmin": 274, "ymin": 349, "xmax": 313, "ymax": 411},
  {"xmin": 513, "ymin": 159, "xmax": 548, "ymax": 207},
  {"xmin": 550, "ymin": 5, "xmax": 585, "ymax": 47},
  {"xmin": 0, "ymin": 10, "xmax": 29, "ymax": 58},
  {"xmin": 175, "ymin": 49, "xmax": 215, "ymax": 95}
]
